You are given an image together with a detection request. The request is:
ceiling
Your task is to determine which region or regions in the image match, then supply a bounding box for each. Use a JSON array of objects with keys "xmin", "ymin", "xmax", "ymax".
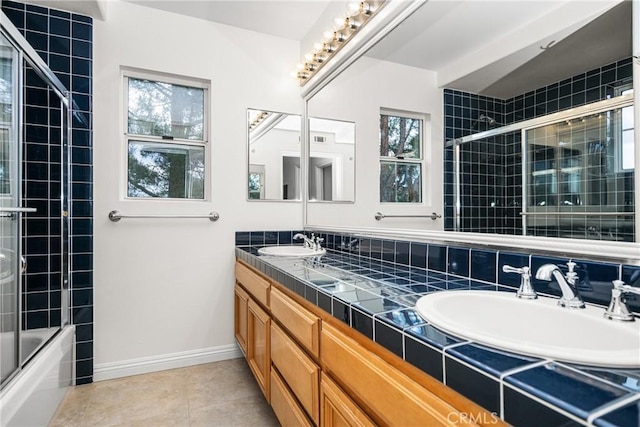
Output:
[
  {"xmin": 124, "ymin": 1, "xmax": 338, "ymax": 40},
  {"xmin": 366, "ymin": 0, "xmax": 632, "ymax": 99},
  {"xmin": 21, "ymin": 0, "xmax": 633, "ymax": 99}
]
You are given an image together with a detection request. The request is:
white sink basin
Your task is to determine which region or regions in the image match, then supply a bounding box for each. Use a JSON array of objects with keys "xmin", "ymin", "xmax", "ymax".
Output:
[
  {"xmin": 415, "ymin": 291, "xmax": 640, "ymax": 368},
  {"xmin": 258, "ymin": 245, "xmax": 326, "ymax": 257}
]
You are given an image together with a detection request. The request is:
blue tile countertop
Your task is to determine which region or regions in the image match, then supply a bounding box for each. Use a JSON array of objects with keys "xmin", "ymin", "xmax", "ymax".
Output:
[{"xmin": 236, "ymin": 245, "xmax": 640, "ymax": 427}]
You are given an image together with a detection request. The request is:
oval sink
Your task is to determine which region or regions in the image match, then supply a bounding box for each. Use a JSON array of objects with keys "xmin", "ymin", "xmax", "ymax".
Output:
[
  {"xmin": 415, "ymin": 291, "xmax": 640, "ymax": 368},
  {"xmin": 257, "ymin": 245, "xmax": 326, "ymax": 257}
]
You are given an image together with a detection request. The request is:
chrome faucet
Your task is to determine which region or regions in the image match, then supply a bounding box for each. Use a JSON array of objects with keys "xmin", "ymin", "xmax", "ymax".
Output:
[
  {"xmin": 604, "ymin": 280, "xmax": 640, "ymax": 322},
  {"xmin": 313, "ymin": 235, "xmax": 324, "ymax": 251},
  {"xmin": 502, "ymin": 265, "xmax": 537, "ymax": 299},
  {"xmin": 535, "ymin": 261, "xmax": 585, "ymax": 309},
  {"xmin": 293, "ymin": 233, "xmax": 314, "ymax": 248}
]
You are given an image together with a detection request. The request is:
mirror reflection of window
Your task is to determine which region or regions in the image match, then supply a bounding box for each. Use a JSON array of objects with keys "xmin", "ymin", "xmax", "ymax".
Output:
[
  {"xmin": 525, "ymin": 104, "xmax": 634, "ymax": 241},
  {"xmin": 247, "ymin": 109, "xmax": 301, "ymax": 201},
  {"xmin": 248, "ymin": 165, "xmax": 265, "ymax": 200},
  {"xmin": 379, "ymin": 111, "xmax": 423, "ymax": 203},
  {"xmin": 620, "ymin": 88, "xmax": 634, "ymax": 171},
  {"xmin": 308, "ymin": 117, "xmax": 355, "ymax": 202}
]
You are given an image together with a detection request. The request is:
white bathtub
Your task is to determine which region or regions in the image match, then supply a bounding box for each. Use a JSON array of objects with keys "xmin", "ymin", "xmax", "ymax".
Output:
[{"xmin": 0, "ymin": 326, "xmax": 74, "ymax": 426}]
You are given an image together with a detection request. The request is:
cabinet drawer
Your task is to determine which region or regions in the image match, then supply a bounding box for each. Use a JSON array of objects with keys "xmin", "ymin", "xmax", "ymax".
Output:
[
  {"xmin": 270, "ymin": 286, "xmax": 320, "ymax": 357},
  {"xmin": 236, "ymin": 261, "xmax": 270, "ymax": 307},
  {"xmin": 271, "ymin": 323, "xmax": 320, "ymax": 424},
  {"xmin": 271, "ymin": 368, "xmax": 313, "ymax": 427},
  {"xmin": 321, "ymin": 372, "xmax": 375, "ymax": 427},
  {"xmin": 321, "ymin": 323, "xmax": 463, "ymax": 426}
]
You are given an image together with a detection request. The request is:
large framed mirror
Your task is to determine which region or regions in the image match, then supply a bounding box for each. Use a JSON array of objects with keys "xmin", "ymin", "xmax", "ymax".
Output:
[
  {"xmin": 308, "ymin": 117, "xmax": 355, "ymax": 202},
  {"xmin": 303, "ymin": 0, "xmax": 638, "ymax": 258},
  {"xmin": 247, "ymin": 108, "xmax": 301, "ymax": 201}
]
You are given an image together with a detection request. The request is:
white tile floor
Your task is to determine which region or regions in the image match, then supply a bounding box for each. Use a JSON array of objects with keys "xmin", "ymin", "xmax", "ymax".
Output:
[{"xmin": 50, "ymin": 358, "xmax": 279, "ymax": 426}]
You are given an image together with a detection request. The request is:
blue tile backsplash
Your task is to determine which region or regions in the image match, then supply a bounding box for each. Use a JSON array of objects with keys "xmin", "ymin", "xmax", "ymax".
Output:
[{"xmin": 236, "ymin": 229, "xmax": 640, "ymax": 426}]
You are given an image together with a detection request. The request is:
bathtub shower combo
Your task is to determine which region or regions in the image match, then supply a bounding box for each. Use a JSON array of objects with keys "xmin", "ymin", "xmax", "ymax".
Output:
[{"xmin": 0, "ymin": 13, "xmax": 74, "ymax": 427}]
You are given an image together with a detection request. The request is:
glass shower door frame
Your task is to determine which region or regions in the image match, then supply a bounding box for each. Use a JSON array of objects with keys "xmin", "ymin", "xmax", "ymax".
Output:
[
  {"xmin": 0, "ymin": 30, "xmax": 23, "ymax": 387},
  {"xmin": 0, "ymin": 11, "xmax": 71, "ymax": 388}
]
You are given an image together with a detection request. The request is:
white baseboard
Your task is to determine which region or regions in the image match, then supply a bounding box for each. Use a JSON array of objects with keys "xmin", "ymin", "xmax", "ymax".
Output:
[{"xmin": 93, "ymin": 344, "xmax": 242, "ymax": 382}]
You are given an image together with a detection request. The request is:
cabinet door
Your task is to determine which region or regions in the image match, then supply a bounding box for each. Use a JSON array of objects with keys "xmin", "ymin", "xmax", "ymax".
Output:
[
  {"xmin": 271, "ymin": 368, "xmax": 313, "ymax": 427},
  {"xmin": 234, "ymin": 284, "xmax": 249, "ymax": 355},
  {"xmin": 271, "ymin": 323, "xmax": 320, "ymax": 424},
  {"xmin": 321, "ymin": 373, "xmax": 375, "ymax": 427},
  {"xmin": 248, "ymin": 298, "xmax": 271, "ymax": 401}
]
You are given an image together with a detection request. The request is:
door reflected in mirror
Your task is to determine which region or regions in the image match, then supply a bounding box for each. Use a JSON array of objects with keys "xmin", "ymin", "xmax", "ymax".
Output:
[
  {"xmin": 247, "ymin": 109, "xmax": 301, "ymax": 201},
  {"xmin": 308, "ymin": 117, "xmax": 355, "ymax": 202}
]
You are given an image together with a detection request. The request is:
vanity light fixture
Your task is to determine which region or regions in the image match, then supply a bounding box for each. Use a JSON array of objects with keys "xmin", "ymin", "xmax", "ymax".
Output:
[
  {"xmin": 292, "ymin": 1, "xmax": 386, "ymax": 84},
  {"xmin": 249, "ymin": 111, "xmax": 270, "ymax": 131}
]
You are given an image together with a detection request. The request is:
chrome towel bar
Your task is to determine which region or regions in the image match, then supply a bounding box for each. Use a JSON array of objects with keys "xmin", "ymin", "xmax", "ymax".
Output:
[
  {"xmin": 108, "ymin": 210, "xmax": 220, "ymax": 222},
  {"xmin": 375, "ymin": 212, "xmax": 441, "ymax": 221}
]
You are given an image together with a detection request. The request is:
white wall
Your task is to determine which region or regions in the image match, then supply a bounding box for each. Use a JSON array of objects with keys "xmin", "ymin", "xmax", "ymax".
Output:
[
  {"xmin": 306, "ymin": 57, "xmax": 444, "ymax": 230},
  {"xmin": 251, "ymin": 128, "xmax": 301, "ymax": 199},
  {"xmin": 93, "ymin": 0, "xmax": 303, "ymax": 378}
]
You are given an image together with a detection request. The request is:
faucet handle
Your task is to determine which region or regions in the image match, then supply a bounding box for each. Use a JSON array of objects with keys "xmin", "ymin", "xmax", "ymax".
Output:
[
  {"xmin": 605, "ymin": 280, "xmax": 638, "ymax": 321},
  {"xmin": 502, "ymin": 265, "xmax": 537, "ymax": 299},
  {"xmin": 502, "ymin": 265, "xmax": 529, "ymax": 275}
]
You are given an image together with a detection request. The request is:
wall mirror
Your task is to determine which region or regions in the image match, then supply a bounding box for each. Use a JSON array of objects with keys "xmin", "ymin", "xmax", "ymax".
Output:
[
  {"xmin": 247, "ymin": 108, "xmax": 301, "ymax": 201},
  {"xmin": 308, "ymin": 117, "xmax": 355, "ymax": 202},
  {"xmin": 304, "ymin": 0, "xmax": 638, "ymax": 256}
]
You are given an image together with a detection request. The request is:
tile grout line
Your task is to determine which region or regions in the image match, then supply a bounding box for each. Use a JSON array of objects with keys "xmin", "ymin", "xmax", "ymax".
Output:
[{"xmin": 586, "ymin": 393, "xmax": 640, "ymax": 425}]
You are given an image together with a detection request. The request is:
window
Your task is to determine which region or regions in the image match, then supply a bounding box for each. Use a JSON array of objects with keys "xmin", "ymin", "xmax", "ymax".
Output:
[
  {"xmin": 125, "ymin": 72, "xmax": 208, "ymax": 199},
  {"xmin": 379, "ymin": 111, "xmax": 423, "ymax": 203},
  {"xmin": 620, "ymin": 88, "xmax": 634, "ymax": 171}
]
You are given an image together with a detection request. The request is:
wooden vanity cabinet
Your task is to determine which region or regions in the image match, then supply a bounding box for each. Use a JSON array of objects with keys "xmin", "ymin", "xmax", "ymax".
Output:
[{"xmin": 235, "ymin": 260, "xmax": 500, "ymax": 427}]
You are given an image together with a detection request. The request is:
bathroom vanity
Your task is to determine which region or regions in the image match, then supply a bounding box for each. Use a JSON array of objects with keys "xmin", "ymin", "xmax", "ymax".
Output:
[
  {"xmin": 234, "ymin": 259, "xmax": 500, "ymax": 426},
  {"xmin": 235, "ymin": 232, "xmax": 640, "ymax": 427}
]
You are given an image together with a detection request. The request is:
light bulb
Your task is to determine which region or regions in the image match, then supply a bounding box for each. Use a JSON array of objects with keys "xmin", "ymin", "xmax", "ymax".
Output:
[
  {"xmin": 360, "ymin": 2, "xmax": 372, "ymax": 15},
  {"xmin": 296, "ymin": 63, "xmax": 304, "ymax": 70},
  {"xmin": 348, "ymin": 2, "xmax": 360, "ymax": 14},
  {"xmin": 333, "ymin": 31, "xmax": 346, "ymax": 43},
  {"xmin": 313, "ymin": 42, "xmax": 323, "ymax": 51},
  {"xmin": 304, "ymin": 53, "xmax": 314, "ymax": 61}
]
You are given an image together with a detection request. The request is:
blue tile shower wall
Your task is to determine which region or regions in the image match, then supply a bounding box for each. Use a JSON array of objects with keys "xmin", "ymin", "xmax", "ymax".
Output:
[
  {"xmin": 3, "ymin": 1, "xmax": 94, "ymax": 385},
  {"xmin": 443, "ymin": 58, "xmax": 634, "ymax": 235}
]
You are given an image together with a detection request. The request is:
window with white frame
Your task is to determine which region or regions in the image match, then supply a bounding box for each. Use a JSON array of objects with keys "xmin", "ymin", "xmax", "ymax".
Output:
[
  {"xmin": 620, "ymin": 88, "xmax": 634, "ymax": 171},
  {"xmin": 125, "ymin": 72, "xmax": 208, "ymax": 199},
  {"xmin": 379, "ymin": 111, "xmax": 423, "ymax": 203}
]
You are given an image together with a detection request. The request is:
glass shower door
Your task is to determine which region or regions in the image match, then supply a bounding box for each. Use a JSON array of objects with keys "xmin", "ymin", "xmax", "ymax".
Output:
[{"xmin": 0, "ymin": 32, "xmax": 20, "ymax": 386}]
